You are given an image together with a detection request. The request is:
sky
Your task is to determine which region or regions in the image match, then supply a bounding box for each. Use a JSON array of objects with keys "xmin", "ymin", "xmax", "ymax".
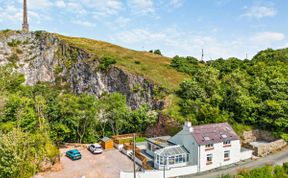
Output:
[{"xmin": 0, "ymin": 0, "xmax": 287, "ymax": 60}]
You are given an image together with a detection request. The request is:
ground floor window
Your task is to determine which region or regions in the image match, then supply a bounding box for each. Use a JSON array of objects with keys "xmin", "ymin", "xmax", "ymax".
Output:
[
  {"xmin": 224, "ymin": 150, "xmax": 230, "ymax": 160},
  {"xmin": 147, "ymin": 142, "xmax": 152, "ymax": 151},
  {"xmin": 155, "ymin": 154, "xmax": 188, "ymax": 166},
  {"xmin": 206, "ymin": 154, "xmax": 213, "ymax": 164}
]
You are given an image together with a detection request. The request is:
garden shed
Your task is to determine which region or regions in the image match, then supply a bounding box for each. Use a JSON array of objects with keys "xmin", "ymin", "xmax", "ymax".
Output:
[{"xmin": 100, "ymin": 137, "xmax": 113, "ymax": 149}]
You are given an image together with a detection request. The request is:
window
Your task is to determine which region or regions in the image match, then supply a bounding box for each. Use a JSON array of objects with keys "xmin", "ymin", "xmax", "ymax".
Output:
[
  {"xmin": 169, "ymin": 156, "xmax": 175, "ymax": 165},
  {"xmin": 179, "ymin": 155, "xmax": 183, "ymax": 163},
  {"xmin": 204, "ymin": 136, "xmax": 210, "ymax": 141},
  {"xmin": 221, "ymin": 134, "xmax": 227, "ymax": 138},
  {"xmin": 160, "ymin": 156, "xmax": 164, "ymax": 165},
  {"xmin": 147, "ymin": 143, "xmax": 152, "ymax": 151},
  {"xmin": 206, "ymin": 154, "xmax": 213, "ymax": 164},
  {"xmin": 224, "ymin": 151, "xmax": 230, "ymax": 161},
  {"xmin": 205, "ymin": 143, "xmax": 214, "ymax": 150},
  {"xmin": 223, "ymin": 140, "xmax": 231, "ymax": 147}
]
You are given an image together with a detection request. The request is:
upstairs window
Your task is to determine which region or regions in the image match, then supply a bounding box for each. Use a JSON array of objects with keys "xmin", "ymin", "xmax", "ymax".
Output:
[
  {"xmin": 205, "ymin": 143, "xmax": 214, "ymax": 150},
  {"xmin": 223, "ymin": 140, "xmax": 231, "ymax": 147}
]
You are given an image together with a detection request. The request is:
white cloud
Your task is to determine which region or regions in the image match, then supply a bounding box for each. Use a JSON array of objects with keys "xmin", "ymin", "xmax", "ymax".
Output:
[
  {"xmin": 55, "ymin": 0, "xmax": 66, "ymax": 8},
  {"xmin": 250, "ymin": 32, "xmax": 285, "ymax": 45},
  {"xmin": 111, "ymin": 28, "xmax": 288, "ymax": 60},
  {"xmin": 242, "ymin": 5, "xmax": 277, "ymax": 19},
  {"xmin": 128, "ymin": 0, "xmax": 154, "ymax": 15},
  {"xmin": 72, "ymin": 20, "xmax": 95, "ymax": 27},
  {"xmin": 24, "ymin": 0, "xmax": 53, "ymax": 10},
  {"xmin": 169, "ymin": 0, "xmax": 184, "ymax": 8},
  {"xmin": 111, "ymin": 28, "xmax": 234, "ymax": 59},
  {"xmin": 112, "ymin": 28, "xmax": 166, "ymax": 43},
  {"xmin": 0, "ymin": 4, "xmax": 22, "ymax": 22}
]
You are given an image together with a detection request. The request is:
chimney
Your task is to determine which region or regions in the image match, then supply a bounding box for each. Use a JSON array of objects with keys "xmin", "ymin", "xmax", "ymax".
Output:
[
  {"xmin": 183, "ymin": 121, "xmax": 193, "ymax": 133},
  {"xmin": 22, "ymin": 0, "xmax": 29, "ymax": 32}
]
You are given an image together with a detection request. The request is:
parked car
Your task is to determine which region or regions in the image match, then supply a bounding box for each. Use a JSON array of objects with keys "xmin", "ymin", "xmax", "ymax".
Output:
[
  {"xmin": 88, "ymin": 143, "xmax": 103, "ymax": 154},
  {"xmin": 66, "ymin": 149, "xmax": 81, "ymax": 160}
]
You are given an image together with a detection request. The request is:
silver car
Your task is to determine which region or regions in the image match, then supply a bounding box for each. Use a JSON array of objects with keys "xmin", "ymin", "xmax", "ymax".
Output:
[{"xmin": 88, "ymin": 143, "xmax": 103, "ymax": 154}]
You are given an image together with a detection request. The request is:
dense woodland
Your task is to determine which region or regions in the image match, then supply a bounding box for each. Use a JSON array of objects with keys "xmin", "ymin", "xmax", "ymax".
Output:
[
  {"xmin": 0, "ymin": 65, "xmax": 157, "ymax": 177},
  {"xmin": 171, "ymin": 48, "xmax": 288, "ymax": 139},
  {"xmin": 0, "ymin": 48, "xmax": 287, "ymax": 177}
]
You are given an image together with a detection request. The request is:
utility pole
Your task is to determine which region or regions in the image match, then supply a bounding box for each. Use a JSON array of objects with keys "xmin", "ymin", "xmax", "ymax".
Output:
[
  {"xmin": 163, "ymin": 156, "xmax": 166, "ymax": 178},
  {"xmin": 22, "ymin": 0, "xmax": 29, "ymax": 32},
  {"xmin": 133, "ymin": 133, "xmax": 136, "ymax": 178},
  {"xmin": 201, "ymin": 49, "xmax": 204, "ymax": 61}
]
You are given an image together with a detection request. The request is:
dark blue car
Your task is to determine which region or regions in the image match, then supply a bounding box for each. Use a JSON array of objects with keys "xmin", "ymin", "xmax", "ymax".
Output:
[{"xmin": 66, "ymin": 149, "xmax": 81, "ymax": 160}]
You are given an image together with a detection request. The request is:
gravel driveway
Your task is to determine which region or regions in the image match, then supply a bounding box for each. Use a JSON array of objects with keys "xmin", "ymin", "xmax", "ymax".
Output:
[{"xmin": 35, "ymin": 147, "xmax": 134, "ymax": 178}]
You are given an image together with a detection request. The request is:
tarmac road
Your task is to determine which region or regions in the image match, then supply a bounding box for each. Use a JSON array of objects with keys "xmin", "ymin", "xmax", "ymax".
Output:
[{"xmin": 182, "ymin": 147, "xmax": 288, "ymax": 178}]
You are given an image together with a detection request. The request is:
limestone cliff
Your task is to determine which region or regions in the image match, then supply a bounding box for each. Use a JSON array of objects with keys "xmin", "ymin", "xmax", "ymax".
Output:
[{"xmin": 0, "ymin": 31, "xmax": 167, "ymax": 109}]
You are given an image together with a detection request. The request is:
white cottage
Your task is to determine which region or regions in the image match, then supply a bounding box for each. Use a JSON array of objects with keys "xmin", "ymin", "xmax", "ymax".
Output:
[{"xmin": 146, "ymin": 122, "xmax": 252, "ymax": 172}]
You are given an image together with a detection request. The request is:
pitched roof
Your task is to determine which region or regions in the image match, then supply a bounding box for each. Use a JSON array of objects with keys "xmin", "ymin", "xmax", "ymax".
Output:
[
  {"xmin": 154, "ymin": 145, "xmax": 189, "ymax": 157},
  {"xmin": 101, "ymin": 137, "xmax": 111, "ymax": 142},
  {"xmin": 191, "ymin": 122, "xmax": 239, "ymax": 145}
]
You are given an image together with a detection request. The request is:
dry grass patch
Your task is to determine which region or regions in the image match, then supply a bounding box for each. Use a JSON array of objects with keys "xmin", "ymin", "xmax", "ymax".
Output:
[{"xmin": 57, "ymin": 35, "xmax": 189, "ymax": 91}]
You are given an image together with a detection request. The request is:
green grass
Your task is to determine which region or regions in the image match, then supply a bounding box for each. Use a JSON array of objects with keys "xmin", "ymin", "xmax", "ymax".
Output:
[
  {"xmin": 135, "ymin": 137, "xmax": 146, "ymax": 143},
  {"xmin": 56, "ymin": 35, "xmax": 189, "ymax": 91}
]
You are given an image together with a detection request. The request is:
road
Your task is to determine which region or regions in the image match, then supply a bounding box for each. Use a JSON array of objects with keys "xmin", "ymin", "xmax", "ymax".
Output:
[{"xmin": 182, "ymin": 147, "xmax": 288, "ymax": 178}]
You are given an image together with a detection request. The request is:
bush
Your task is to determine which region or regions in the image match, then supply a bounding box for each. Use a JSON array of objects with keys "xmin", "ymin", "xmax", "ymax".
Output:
[
  {"xmin": 134, "ymin": 61, "xmax": 141, "ymax": 65},
  {"xmin": 99, "ymin": 56, "xmax": 116, "ymax": 71},
  {"xmin": 274, "ymin": 165, "xmax": 286, "ymax": 178},
  {"xmin": 284, "ymin": 162, "xmax": 288, "ymax": 174},
  {"xmin": 16, "ymin": 48, "xmax": 23, "ymax": 54},
  {"xmin": 7, "ymin": 53, "xmax": 19, "ymax": 64},
  {"xmin": 154, "ymin": 49, "xmax": 162, "ymax": 55},
  {"xmin": 7, "ymin": 39, "xmax": 21, "ymax": 47}
]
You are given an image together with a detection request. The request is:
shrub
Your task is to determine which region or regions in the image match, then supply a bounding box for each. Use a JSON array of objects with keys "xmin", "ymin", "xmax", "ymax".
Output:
[
  {"xmin": 274, "ymin": 165, "xmax": 286, "ymax": 178},
  {"xmin": 16, "ymin": 48, "xmax": 23, "ymax": 54},
  {"xmin": 7, "ymin": 53, "xmax": 19, "ymax": 64},
  {"xmin": 54, "ymin": 65, "xmax": 63, "ymax": 74},
  {"xmin": 154, "ymin": 49, "xmax": 162, "ymax": 55},
  {"xmin": 134, "ymin": 61, "xmax": 141, "ymax": 65},
  {"xmin": 99, "ymin": 56, "xmax": 116, "ymax": 71},
  {"xmin": 284, "ymin": 162, "xmax": 288, "ymax": 174},
  {"xmin": 7, "ymin": 39, "xmax": 21, "ymax": 47}
]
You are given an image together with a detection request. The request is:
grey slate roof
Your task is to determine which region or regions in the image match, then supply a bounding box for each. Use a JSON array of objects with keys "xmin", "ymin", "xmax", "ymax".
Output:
[{"xmin": 192, "ymin": 122, "xmax": 239, "ymax": 145}]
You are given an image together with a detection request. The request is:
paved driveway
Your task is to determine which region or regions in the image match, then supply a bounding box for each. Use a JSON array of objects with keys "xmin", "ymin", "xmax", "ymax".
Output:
[
  {"xmin": 35, "ymin": 147, "xmax": 134, "ymax": 178},
  {"xmin": 182, "ymin": 147, "xmax": 288, "ymax": 178}
]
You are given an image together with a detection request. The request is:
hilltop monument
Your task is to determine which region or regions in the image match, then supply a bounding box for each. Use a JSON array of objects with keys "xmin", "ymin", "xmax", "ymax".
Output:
[{"xmin": 22, "ymin": 0, "xmax": 29, "ymax": 32}]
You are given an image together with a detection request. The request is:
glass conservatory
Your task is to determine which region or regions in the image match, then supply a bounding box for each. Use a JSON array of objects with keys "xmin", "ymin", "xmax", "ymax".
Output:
[{"xmin": 154, "ymin": 145, "xmax": 189, "ymax": 170}]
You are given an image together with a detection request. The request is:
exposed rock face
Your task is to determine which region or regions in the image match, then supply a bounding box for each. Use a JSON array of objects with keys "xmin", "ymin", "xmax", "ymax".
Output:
[{"xmin": 0, "ymin": 31, "xmax": 161, "ymax": 109}]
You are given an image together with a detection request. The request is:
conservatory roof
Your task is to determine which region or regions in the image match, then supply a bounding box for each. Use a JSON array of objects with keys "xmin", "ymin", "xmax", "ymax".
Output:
[{"xmin": 154, "ymin": 145, "xmax": 189, "ymax": 157}]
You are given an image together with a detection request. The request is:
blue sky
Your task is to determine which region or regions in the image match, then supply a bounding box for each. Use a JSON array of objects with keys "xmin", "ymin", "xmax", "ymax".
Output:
[{"xmin": 0, "ymin": 0, "xmax": 287, "ymax": 60}]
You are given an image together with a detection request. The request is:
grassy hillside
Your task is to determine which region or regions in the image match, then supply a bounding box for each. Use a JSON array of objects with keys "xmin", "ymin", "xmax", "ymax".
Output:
[{"xmin": 57, "ymin": 35, "xmax": 189, "ymax": 90}]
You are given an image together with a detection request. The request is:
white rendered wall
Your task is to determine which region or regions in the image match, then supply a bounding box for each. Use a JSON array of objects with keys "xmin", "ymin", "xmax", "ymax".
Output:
[
  {"xmin": 169, "ymin": 129, "xmax": 199, "ymax": 165},
  {"xmin": 240, "ymin": 149, "xmax": 253, "ymax": 160},
  {"xmin": 199, "ymin": 140, "xmax": 241, "ymax": 172}
]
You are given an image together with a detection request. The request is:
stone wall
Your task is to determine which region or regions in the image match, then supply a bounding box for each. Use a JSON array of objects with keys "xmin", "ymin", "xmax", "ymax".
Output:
[
  {"xmin": 242, "ymin": 129, "xmax": 277, "ymax": 144},
  {"xmin": 242, "ymin": 129, "xmax": 287, "ymax": 157},
  {"xmin": 254, "ymin": 139, "xmax": 287, "ymax": 157}
]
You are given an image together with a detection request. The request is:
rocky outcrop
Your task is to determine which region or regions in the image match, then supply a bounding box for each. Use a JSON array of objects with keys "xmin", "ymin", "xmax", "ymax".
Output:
[{"xmin": 0, "ymin": 31, "xmax": 162, "ymax": 109}]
